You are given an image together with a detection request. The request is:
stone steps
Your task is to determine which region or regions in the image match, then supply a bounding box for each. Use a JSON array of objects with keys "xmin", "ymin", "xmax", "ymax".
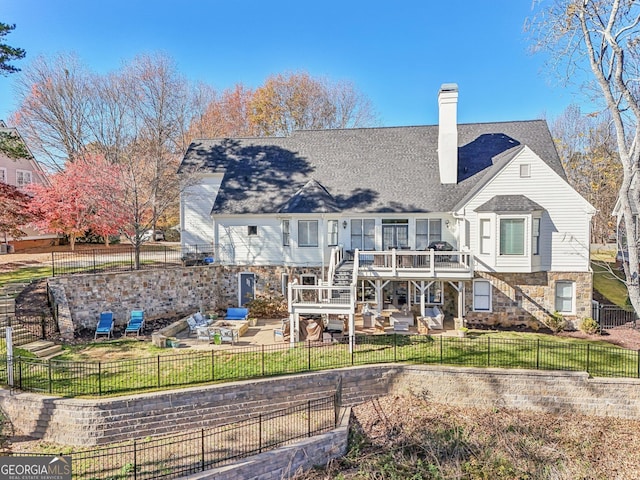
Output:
[{"xmin": 19, "ymin": 340, "xmax": 63, "ymax": 359}]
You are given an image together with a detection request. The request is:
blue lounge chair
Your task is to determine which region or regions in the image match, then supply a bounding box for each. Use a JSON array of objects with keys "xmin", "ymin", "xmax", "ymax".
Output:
[
  {"xmin": 95, "ymin": 311, "xmax": 114, "ymax": 340},
  {"xmin": 124, "ymin": 309, "xmax": 145, "ymax": 337},
  {"xmin": 224, "ymin": 307, "xmax": 249, "ymax": 321}
]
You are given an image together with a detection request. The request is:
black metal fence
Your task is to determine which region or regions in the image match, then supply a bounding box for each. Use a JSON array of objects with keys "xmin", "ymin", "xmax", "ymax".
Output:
[
  {"xmin": 592, "ymin": 302, "xmax": 637, "ymax": 330},
  {"xmin": 11, "ymin": 394, "xmax": 339, "ymax": 480},
  {"xmin": 51, "ymin": 244, "xmax": 216, "ymax": 277},
  {"xmin": 2, "ymin": 334, "xmax": 639, "ymax": 397}
]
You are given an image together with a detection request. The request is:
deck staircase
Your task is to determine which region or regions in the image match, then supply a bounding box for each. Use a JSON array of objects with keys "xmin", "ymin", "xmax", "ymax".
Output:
[{"xmin": 330, "ymin": 261, "xmax": 355, "ymax": 302}]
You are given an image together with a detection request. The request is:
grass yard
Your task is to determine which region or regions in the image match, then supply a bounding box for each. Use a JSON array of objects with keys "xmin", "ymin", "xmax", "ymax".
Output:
[
  {"xmin": 592, "ymin": 260, "xmax": 630, "ymax": 307},
  {"xmin": 6, "ymin": 331, "xmax": 637, "ymax": 398}
]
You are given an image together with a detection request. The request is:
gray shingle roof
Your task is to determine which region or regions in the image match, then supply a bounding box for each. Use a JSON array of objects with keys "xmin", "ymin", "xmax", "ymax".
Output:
[
  {"xmin": 179, "ymin": 120, "xmax": 565, "ymax": 215},
  {"xmin": 474, "ymin": 195, "xmax": 544, "ymax": 213},
  {"xmin": 278, "ymin": 179, "xmax": 339, "ymax": 214}
]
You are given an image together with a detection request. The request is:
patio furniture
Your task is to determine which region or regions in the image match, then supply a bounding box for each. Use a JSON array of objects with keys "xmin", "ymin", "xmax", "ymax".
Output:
[
  {"xmin": 390, "ymin": 311, "xmax": 414, "ymax": 326},
  {"xmin": 124, "ymin": 309, "xmax": 145, "ymax": 337},
  {"xmin": 94, "ymin": 311, "xmax": 114, "ymax": 340},
  {"xmin": 224, "ymin": 307, "xmax": 249, "ymax": 321},
  {"xmin": 187, "ymin": 312, "xmax": 210, "ymax": 335},
  {"xmin": 424, "ymin": 306, "xmax": 444, "ymax": 329},
  {"xmin": 393, "ymin": 321, "xmax": 410, "ymax": 332}
]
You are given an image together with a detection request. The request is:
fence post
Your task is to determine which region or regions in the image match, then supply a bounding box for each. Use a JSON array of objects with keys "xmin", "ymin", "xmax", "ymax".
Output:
[
  {"xmin": 440, "ymin": 335, "xmax": 443, "ymax": 364},
  {"xmin": 308, "ymin": 400, "xmax": 312, "ymax": 437},
  {"xmin": 18, "ymin": 357, "xmax": 22, "ymax": 389},
  {"xmin": 308, "ymin": 341, "xmax": 311, "ymax": 371},
  {"xmin": 394, "ymin": 334, "xmax": 397, "ymax": 363},
  {"xmin": 262, "ymin": 345, "xmax": 265, "ymax": 376},
  {"xmin": 133, "ymin": 439, "xmax": 137, "ymax": 480},
  {"xmin": 92, "ymin": 250, "xmax": 96, "ymax": 274},
  {"xmin": 98, "ymin": 362, "xmax": 102, "ymax": 396},
  {"xmin": 487, "ymin": 337, "xmax": 490, "ymax": 367},
  {"xmin": 637, "ymin": 350, "xmax": 640, "ymax": 379},
  {"xmin": 48, "ymin": 359, "xmax": 52, "ymax": 394},
  {"xmin": 258, "ymin": 413, "xmax": 263, "ymax": 453},
  {"xmin": 40, "ymin": 314, "xmax": 46, "ymax": 340},
  {"xmin": 201, "ymin": 428, "xmax": 205, "ymax": 472},
  {"xmin": 586, "ymin": 344, "xmax": 590, "ymax": 374},
  {"xmin": 536, "ymin": 339, "xmax": 540, "ymax": 370},
  {"xmin": 211, "ymin": 349, "xmax": 215, "ymax": 381},
  {"xmin": 51, "ymin": 252, "xmax": 55, "ymax": 277},
  {"xmin": 157, "ymin": 356, "xmax": 161, "ymax": 388}
]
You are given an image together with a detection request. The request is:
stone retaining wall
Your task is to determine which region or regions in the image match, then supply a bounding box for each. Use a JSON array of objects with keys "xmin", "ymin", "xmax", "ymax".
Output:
[
  {"xmin": 2, "ymin": 365, "xmax": 639, "ymax": 447},
  {"xmin": 47, "ymin": 265, "xmax": 323, "ymax": 340}
]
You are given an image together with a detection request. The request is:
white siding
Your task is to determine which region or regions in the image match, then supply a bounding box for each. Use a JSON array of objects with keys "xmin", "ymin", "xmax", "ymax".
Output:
[
  {"xmin": 462, "ymin": 147, "xmax": 594, "ymax": 273},
  {"xmin": 180, "ymin": 175, "xmax": 221, "ymax": 247}
]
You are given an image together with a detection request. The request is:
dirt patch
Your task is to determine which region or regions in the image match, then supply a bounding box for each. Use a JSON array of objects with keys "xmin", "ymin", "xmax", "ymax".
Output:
[{"xmin": 559, "ymin": 327, "xmax": 640, "ymax": 350}]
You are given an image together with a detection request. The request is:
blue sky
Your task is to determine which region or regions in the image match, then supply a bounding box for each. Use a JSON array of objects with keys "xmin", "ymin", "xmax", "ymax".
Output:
[{"xmin": 1, "ymin": 0, "xmax": 587, "ymax": 128}]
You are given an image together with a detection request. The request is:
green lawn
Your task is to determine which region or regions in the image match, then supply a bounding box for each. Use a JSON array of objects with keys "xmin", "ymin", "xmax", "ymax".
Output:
[
  {"xmin": 0, "ymin": 265, "xmax": 53, "ymax": 285},
  {"xmin": 592, "ymin": 260, "xmax": 629, "ymax": 307},
  {"xmin": 3, "ymin": 331, "xmax": 637, "ymax": 398}
]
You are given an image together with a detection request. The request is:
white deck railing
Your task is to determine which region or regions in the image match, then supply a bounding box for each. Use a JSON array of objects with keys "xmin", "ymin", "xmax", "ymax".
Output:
[{"xmin": 356, "ymin": 249, "xmax": 474, "ymax": 277}]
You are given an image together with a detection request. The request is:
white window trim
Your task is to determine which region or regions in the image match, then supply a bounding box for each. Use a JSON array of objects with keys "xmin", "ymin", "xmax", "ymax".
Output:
[
  {"xmin": 300, "ymin": 274, "xmax": 317, "ymax": 286},
  {"xmin": 532, "ymin": 217, "xmax": 541, "ymax": 256},
  {"xmin": 282, "ymin": 219, "xmax": 290, "ymax": 247},
  {"xmin": 327, "ymin": 219, "xmax": 338, "ymax": 246},
  {"xmin": 16, "ymin": 169, "xmax": 32, "ymax": 187},
  {"xmin": 498, "ymin": 216, "xmax": 527, "ymax": 256},
  {"xmin": 479, "ymin": 217, "xmax": 491, "ymax": 255},
  {"xmin": 298, "ymin": 220, "xmax": 319, "ymax": 247},
  {"xmin": 0, "ymin": 167, "xmax": 6, "ymax": 183},
  {"xmin": 281, "ymin": 273, "xmax": 289, "ymax": 296},
  {"xmin": 473, "ymin": 279, "xmax": 492, "ymax": 312},
  {"xmin": 555, "ymin": 280, "xmax": 575, "ymax": 315}
]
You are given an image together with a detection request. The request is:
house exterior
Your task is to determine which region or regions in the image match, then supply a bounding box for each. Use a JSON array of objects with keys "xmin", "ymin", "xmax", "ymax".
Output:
[
  {"xmin": 178, "ymin": 84, "xmax": 595, "ymax": 339},
  {"xmin": 0, "ymin": 121, "xmax": 56, "ymax": 251}
]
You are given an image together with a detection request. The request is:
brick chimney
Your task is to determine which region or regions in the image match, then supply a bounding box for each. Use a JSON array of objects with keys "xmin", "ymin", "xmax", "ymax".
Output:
[{"xmin": 437, "ymin": 83, "xmax": 459, "ymax": 184}]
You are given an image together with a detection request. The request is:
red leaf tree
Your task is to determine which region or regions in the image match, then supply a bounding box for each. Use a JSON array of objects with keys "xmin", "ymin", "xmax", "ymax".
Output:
[
  {"xmin": 28, "ymin": 154, "xmax": 127, "ymax": 250},
  {"xmin": 0, "ymin": 182, "xmax": 37, "ymax": 244}
]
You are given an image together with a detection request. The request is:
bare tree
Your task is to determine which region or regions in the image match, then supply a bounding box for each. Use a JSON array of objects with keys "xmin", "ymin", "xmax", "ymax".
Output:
[
  {"xmin": 531, "ymin": 0, "xmax": 640, "ymax": 312},
  {"xmin": 550, "ymin": 105, "xmax": 621, "ymax": 243},
  {"xmin": 12, "ymin": 53, "xmax": 94, "ymax": 170}
]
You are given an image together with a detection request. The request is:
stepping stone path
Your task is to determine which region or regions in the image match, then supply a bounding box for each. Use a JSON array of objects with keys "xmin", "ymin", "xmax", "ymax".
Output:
[{"xmin": 0, "ymin": 282, "xmax": 62, "ymax": 359}]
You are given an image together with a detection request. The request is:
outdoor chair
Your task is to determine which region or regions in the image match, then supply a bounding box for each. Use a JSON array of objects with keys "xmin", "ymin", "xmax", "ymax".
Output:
[
  {"xmin": 94, "ymin": 311, "xmax": 114, "ymax": 340},
  {"xmin": 124, "ymin": 309, "xmax": 145, "ymax": 337},
  {"xmin": 224, "ymin": 307, "xmax": 249, "ymax": 321},
  {"xmin": 187, "ymin": 312, "xmax": 210, "ymax": 335}
]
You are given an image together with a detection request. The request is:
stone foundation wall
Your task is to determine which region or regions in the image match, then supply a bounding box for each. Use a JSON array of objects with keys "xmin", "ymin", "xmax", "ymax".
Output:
[
  {"xmin": 2, "ymin": 365, "xmax": 639, "ymax": 447},
  {"xmin": 47, "ymin": 265, "xmax": 323, "ymax": 339},
  {"xmin": 464, "ymin": 271, "xmax": 593, "ymax": 330}
]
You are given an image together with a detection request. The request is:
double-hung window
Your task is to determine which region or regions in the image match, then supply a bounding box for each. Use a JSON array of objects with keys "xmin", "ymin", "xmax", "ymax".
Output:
[
  {"xmin": 351, "ymin": 219, "xmax": 375, "ymax": 250},
  {"xmin": 298, "ymin": 220, "xmax": 318, "ymax": 247},
  {"xmin": 555, "ymin": 281, "xmax": 574, "ymax": 314},
  {"xmin": 473, "ymin": 280, "xmax": 492, "ymax": 312},
  {"xmin": 532, "ymin": 218, "xmax": 540, "ymax": 256},
  {"xmin": 0, "ymin": 168, "xmax": 6, "ymax": 184},
  {"xmin": 499, "ymin": 218, "xmax": 525, "ymax": 255},
  {"xmin": 479, "ymin": 218, "xmax": 491, "ymax": 255},
  {"xmin": 282, "ymin": 220, "xmax": 290, "ymax": 246},
  {"xmin": 327, "ymin": 219, "xmax": 338, "ymax": 246},
  {"xmin": 415, "ymin": 219, "xmax": 442, "ymax": 249}
]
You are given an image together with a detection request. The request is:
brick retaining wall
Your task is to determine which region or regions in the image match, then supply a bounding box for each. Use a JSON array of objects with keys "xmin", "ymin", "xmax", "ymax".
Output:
[{"xmin": 1, "ymin": 365, "xmax": 639, "ymax": 447}]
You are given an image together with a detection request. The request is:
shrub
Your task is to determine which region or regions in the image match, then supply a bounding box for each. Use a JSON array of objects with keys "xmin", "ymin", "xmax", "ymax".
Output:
[
  {"xmin": 244, "ymin": 295, "xmax": 288, "ymax": 318},
  {"xmin": 546, "ymin": 311, "xmax": 566, "ymax": 333},
  {"xmin": 580, "ymin": 317, "xmax": 600, "ymax": 335}
]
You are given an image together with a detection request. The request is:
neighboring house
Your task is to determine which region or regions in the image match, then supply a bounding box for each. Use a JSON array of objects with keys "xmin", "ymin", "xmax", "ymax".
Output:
[
  {"xmin": 0, "ymin": 120, "xmax": 57, "ymax": 251},
  {"xmin": 179, "ymin": 84, "xmax": 595, "ymax": 336}
]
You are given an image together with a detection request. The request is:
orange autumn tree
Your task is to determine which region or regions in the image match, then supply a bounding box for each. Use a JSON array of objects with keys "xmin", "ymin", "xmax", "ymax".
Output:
[{"xmin": 28, "ymin": 154, "xmax": 126, "ymax": 250}]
